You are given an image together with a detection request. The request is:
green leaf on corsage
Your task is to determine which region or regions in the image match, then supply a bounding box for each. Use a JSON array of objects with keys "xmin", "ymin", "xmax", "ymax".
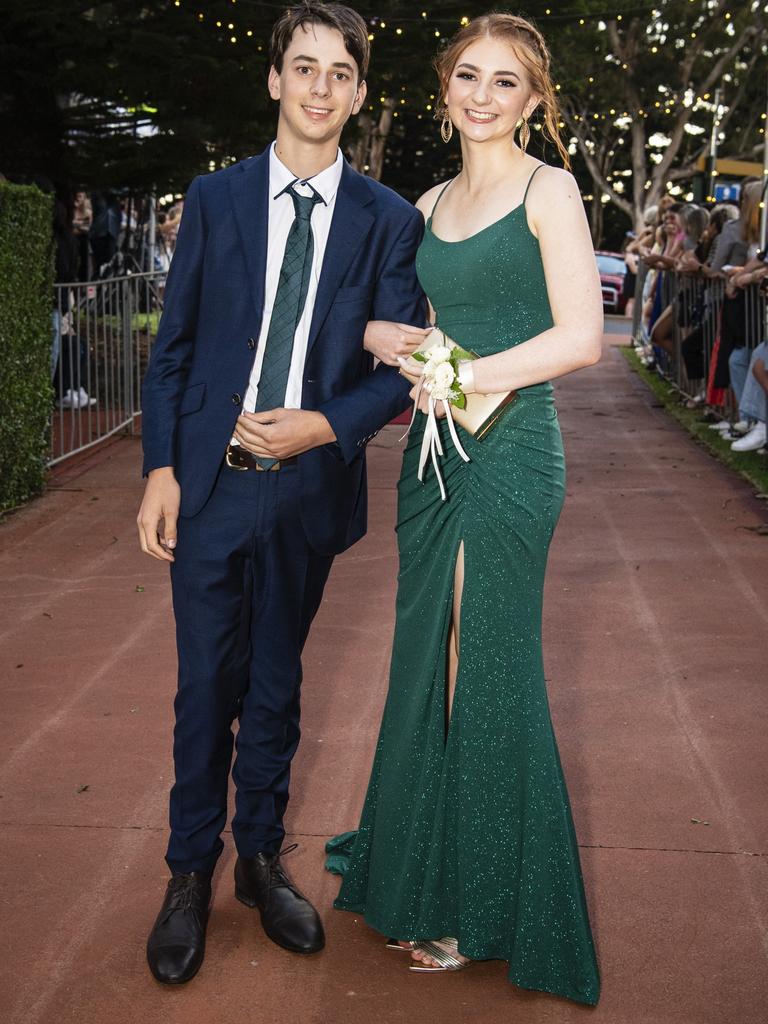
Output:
[
  {"xmin": 411, "ymin": 351, "xmax": 428, "ymax": 363},
  {"xmin": 452, "ymin": 346, "xmax": 474, "ymax": 362}
]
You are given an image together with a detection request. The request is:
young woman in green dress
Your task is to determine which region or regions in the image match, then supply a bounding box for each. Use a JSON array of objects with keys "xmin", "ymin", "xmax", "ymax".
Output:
[{"xmin": 327, "ymin": 13, "xmax": 603, "ymax": 1005}]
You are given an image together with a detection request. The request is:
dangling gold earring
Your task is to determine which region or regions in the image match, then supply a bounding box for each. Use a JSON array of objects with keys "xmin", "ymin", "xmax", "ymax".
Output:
[
  {"xmin": 440, "ymin": 111, "xmax": 454, "ymax": 144},
  {"xmin": 518, "ymin": 117, "xmax": 530, "ymax": 155}
]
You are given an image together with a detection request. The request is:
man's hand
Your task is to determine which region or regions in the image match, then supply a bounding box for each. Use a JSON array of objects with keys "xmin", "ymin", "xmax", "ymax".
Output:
[
  {"xmin": 364, "ymin": 320, "xmax": 432, "ymax": 366},
  {"xmin": 137, "ymin": 467, "xmax": 181, "ymax": 563},
  {"xmin": 233, "ymin": 408, "xmax": 336, "ymax": 459}
]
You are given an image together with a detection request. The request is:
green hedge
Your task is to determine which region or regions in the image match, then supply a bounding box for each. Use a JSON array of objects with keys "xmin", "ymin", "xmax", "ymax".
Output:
[{"xmin": 0, "ymin": 183, "xmax": 54, "ymax": 513}]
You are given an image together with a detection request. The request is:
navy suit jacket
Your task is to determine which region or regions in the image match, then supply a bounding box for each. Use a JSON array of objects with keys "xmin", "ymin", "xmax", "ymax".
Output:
[{"xmin": 142, "ymin": 147, "xmax": 426, "ymax": 555}]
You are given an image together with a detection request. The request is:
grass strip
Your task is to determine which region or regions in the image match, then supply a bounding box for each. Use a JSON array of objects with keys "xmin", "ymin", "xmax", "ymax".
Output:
[{"xmin": 621, "ymin": 347, "xmax": 768, "ymax": 496}]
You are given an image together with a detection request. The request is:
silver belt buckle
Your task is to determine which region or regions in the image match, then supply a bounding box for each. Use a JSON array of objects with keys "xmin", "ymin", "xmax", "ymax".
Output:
[{"xmin": 225, "ymin": 447, "xmax": 248, "ymax": 471}]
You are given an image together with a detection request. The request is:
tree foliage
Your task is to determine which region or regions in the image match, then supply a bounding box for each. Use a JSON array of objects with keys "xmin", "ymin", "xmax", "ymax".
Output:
[
  {"xmin": 1, "ymin": 0, "xmax": 276, "ymax": 190},
  {"xmin": 555, "ymin": 0, "xmax": 768, "ymax": 228},
  {"xmin": 2, "ymin": 1, "xmax": 765, "ymax": 242}
]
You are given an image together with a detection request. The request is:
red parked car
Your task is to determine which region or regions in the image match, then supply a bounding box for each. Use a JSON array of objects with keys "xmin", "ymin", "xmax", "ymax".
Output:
[{"xmin": 596, "ymin": 251, "xmax": 628, "ymax": 314}]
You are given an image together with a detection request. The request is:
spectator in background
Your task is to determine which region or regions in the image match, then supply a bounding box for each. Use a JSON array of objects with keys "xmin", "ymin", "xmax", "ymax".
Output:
[
  {"xmin": 621, "ymin": 233, "xmax": 638, "ymax": 318},
  {"xmin": 642, "ymin": 206, "xmax": 685, "ymax": 356},
  {"xmin": 158, "ymin": 199, "xmax": 184, "ymax": 254},
  {"xmin": 656, "ymin": 194, "xmax": 675, "ymax": 223},
  {"xmin": 51, "ymin": 194, "xmax": 76, "ymax": 382},
  {"xmin": 72, "ymin": 190, "xmax": 92, "ymax": 281},
  {"xmin": 691, "ymin": 203, "xmax": 738, "ymax": 268},
  {"xmin": 90, "ymin": 191, "xmax": 121, "ymax": 275},
  {"xmin": 53, "ymin": 197, "xmax": 97, "ymax": 409},
  {"xmin": 733, "ymin": 336, "xmax": 768, "ymax": 452},
  {"xmin": 679, "ymin": 204, "xmax": 709, "ymax": 253},
  {"xmin": 677, "ymin": 203, "xmax": 738, "ymax": 391},
  {"xmin": 155, "ymin": 212, "xmax": 172, "ymax": 273},
  {"xmin": 623, "ymin": 206, "xmax": 658, "ymax": 318},
  {"xmin": 708, "ymin": 181, "xmax": 762, "ymax": 409}
]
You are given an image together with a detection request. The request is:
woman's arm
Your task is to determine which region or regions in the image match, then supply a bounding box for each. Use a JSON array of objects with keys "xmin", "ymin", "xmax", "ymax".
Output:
[
  {"xmin": 731, "ymin": 264, "xmax": 768, "ymax": 288},
  {"xmin": 468, "ymin": 168, "xmax": 602, "ymax": 395}
]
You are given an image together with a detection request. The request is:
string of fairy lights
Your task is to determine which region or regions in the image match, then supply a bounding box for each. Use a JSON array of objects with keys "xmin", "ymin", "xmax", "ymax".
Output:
[
  {"xmin": 168, "ymin": 0, "xmax": 766, "ymax": 202},
  {"xmin": 171, "ymin": 0, "xmax": 737, "ymax": 23}
]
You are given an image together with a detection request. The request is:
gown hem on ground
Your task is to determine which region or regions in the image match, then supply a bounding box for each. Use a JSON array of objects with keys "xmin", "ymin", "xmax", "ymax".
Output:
[{"xmin": 331, "ymin": 898, "xmax": 600, "ymax": 1006}]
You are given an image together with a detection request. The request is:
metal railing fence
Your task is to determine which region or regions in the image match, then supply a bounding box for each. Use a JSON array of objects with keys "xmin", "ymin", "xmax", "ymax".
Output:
[
  {"xmin": 50, "ymin": 271, "xmax": 165, "ymax": 466},
  {"xmin": 632, "ymin": 267, "xmax": 766, "ymax": 410}
]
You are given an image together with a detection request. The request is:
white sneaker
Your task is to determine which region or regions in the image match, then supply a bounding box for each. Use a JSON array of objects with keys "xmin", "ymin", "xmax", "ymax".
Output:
[
  {"xmin": 731, "ymin": 422, "xmax": 767, "ymax": 452},
  {"xmin": 56, "ymin": 387, "xmax": 97, "ymax": 409},
  {"xmin": 76, "ymin": 387, "xmax": 98, "ymax": 408},
  {"xmin": 731, "ymin": 419, "xmax": 749, "ymax": 435},
  {"xmin": 708, "ymin": 420, "xmax": 732, "ymax": 432}
]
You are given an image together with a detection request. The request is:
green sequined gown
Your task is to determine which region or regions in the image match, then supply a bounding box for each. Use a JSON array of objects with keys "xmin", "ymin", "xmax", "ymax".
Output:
[{"xmin": 327, "ymin": 166, "xmax": 601, "ymax": 1006}]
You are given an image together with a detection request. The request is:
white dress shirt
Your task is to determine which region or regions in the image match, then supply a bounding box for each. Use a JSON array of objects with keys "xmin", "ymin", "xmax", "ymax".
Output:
[{"xmin": 243, "ymin": 143, "xmax": 343, "ymax": 413}]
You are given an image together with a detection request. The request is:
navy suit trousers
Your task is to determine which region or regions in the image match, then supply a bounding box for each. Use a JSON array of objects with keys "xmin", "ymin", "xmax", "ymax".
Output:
[{"xmin": 166, "ymin": 460, "xmax": 333, "ymax": 875}]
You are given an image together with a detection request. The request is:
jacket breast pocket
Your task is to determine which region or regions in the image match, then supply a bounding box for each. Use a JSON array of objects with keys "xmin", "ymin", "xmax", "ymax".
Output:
[
  {"xmin": 333, "ymin": 283, "xmax": 374, "ymax": 306},
  {"xmin": 178, "ymin": 382, "xmax": 206, "ymax": 417}
]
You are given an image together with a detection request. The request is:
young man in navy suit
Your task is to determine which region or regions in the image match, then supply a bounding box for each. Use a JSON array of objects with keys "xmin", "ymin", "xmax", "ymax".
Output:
[{"xmin": 137, "ymin": 2, "xmax": 426, "ymax": 985}]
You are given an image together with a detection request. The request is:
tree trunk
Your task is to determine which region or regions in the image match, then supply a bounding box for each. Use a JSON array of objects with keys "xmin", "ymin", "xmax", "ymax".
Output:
[
  {"xmin": 347, "ymin": 101, "xmax": 396, "ymax": 179},
  {"xmin": 348, "ymin": 112, "xmax": 373, "ymax": 173},
  {"xmin": 367, "ymin": 98, "xmax": 395, "ymax": 181},
  {"xmin": 590, "ymin": 193, "xmax": 604, "ymax": 246}
]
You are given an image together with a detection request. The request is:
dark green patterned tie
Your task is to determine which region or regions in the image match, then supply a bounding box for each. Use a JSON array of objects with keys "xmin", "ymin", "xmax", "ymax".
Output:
[{"xmin": 254, "ymin": 182, "xmax": 323, "ymax": 467}]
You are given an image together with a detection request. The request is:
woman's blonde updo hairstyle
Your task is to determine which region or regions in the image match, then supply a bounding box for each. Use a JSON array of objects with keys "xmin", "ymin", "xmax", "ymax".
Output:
[{"xmin": 433, "ymin": 12, "xmax": 570, "ymax": 169}]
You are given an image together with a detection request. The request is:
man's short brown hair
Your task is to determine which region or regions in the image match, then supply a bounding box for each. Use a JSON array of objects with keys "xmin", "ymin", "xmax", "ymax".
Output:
[{"xmin": 270, "ymin": 2, "xmax": 370, "ymax": 81}]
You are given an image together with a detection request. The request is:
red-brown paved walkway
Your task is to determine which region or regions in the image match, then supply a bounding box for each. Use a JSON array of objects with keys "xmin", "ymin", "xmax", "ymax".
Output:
[{"xmin": 1, "ymin": 340, "xmax": 767, "ymax": 1024}]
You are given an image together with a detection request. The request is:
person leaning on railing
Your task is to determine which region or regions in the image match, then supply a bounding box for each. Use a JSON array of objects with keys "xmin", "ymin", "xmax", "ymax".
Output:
[
  {"xmin": 674, "ymin": 205, "xmax": 737, "ymax": 394},
  {"xmin": 623, "ymin": 208, "xmax": 657, "ymax": 320},
  {"xmin": 641, "ymin": 205, "xmax": 686, "ymax": 358},
  {"xmin": 726, "ymin": 247, "xmax": 768, "ymax": 453},
  {"xmin": 709, "ymin": 182, "xmax": 764, "ymax": 415}
]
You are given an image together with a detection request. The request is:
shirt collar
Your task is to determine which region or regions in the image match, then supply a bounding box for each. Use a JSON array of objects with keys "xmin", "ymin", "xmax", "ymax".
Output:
[{"xmin": 269, "ymin": 142, "xmax": 343, "ymax": 207}]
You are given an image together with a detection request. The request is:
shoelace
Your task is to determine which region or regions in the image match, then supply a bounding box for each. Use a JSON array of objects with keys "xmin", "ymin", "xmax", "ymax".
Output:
[
  {"xmin": 268, "ymin": 843, "xmax": 301, "ymax": 895},
  {"xmin": 161, "ymin": 874, "xmax": 205, "ymax": 923}
]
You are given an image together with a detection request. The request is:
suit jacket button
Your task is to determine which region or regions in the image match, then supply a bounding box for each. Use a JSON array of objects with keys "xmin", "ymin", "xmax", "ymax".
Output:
[
  {"xmin": 232, "ymin": 393, "xmax": 241, "ymax": 405},
  {"xmin": 247, "ymin": 338, "xmax": 256, "ymax": 350}
]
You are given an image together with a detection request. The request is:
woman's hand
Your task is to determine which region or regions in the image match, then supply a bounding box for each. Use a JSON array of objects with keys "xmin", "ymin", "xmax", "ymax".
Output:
[
  {"xmin": 677, "ymin": 251, "xmax": 700, "ymax": 274},
  {"xmin": 364, "ymin": 321, "xmax": 432, "ymax": 366},
  {"xmin": 410, "ymin": 381, "xmax": 446, "ymax": 418},
  {"xmin": 399, "ymin": 355, "xmax": 449, "ymax": 418}
]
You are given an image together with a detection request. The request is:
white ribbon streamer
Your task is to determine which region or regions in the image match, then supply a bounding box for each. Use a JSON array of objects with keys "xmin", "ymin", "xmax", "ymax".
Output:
[{"xmin": 400, "ymin": 375, "xmax": 470, "ymax": 501}]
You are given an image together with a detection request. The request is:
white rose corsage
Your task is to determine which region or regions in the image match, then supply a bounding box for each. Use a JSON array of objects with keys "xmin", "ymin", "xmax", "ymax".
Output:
[{"xmin": 402, "ymin": 342, "xmax": 474, "ymax": 501}]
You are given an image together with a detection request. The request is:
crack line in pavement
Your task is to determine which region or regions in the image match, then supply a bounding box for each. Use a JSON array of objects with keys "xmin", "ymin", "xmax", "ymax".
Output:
[{"xmin": 2, "ymin": 822, "xmax": 764, "ymax": 859}]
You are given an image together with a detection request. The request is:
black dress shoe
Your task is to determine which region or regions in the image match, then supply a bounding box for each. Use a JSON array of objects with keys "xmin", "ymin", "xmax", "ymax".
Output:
[
  {"xmin": 234, "ymin": 844, "xmax": 325, "ymax": 954},
  {"xmin": 146, "ymin": 871, "xmax": 212, "ymax": 984}
]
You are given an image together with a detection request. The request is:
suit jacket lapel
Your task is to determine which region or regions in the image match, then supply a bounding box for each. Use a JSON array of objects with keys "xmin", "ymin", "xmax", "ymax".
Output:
[
  {"xmin": 228, "ymin": 147, "xmax": 270, "ymax": 322},
  {"xmin": 306, "ymin": 161, "xmax": 375, "ymax": 356}
]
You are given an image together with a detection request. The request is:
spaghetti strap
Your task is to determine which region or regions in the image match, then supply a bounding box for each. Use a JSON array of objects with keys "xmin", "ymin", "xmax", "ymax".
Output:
[
  {"xmin": 426, "ymin": 180, "xmax": 454, "ymax": 228},
  {"xmin": 522, "ymin": 163, "xmax": 546, "ymax": 205}
]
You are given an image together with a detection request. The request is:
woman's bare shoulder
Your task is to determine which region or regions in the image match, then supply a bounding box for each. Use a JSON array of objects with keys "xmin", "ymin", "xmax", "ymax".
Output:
[
  {"xmin": 415, "ymin": 181, "xmax": 452, "ymax": 220},
  {"xmin": 527, "ymin": 164, "xmax": 580, "ymax": 203}
]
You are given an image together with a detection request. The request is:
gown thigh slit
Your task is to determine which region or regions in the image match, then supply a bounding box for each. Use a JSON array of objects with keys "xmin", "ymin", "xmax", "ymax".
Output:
[
  {"xmin": 326, "ymin": 169, "xmax": 601, "ymax": 1007},
  {"xmin": 445, "ymin": 536, "xmax": 465, "ymax": 723}
]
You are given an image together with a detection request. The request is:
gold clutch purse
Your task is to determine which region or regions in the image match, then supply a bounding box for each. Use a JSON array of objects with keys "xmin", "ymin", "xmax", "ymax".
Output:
[{"xmin": 399, "ymin": 327, "xmax": 517, "ymax": 440}]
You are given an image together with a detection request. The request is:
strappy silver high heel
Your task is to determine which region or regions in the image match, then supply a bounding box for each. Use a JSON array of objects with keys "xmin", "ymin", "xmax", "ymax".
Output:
[{"xmin": 408, "ymin": 936, "xmax": 471, "ymax": 972}]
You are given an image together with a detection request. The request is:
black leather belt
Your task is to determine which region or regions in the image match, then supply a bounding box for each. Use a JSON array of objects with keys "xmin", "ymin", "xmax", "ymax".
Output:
[{"xmin": 225, "ymin": 444, "xmax": 297, "ymax": 472}]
